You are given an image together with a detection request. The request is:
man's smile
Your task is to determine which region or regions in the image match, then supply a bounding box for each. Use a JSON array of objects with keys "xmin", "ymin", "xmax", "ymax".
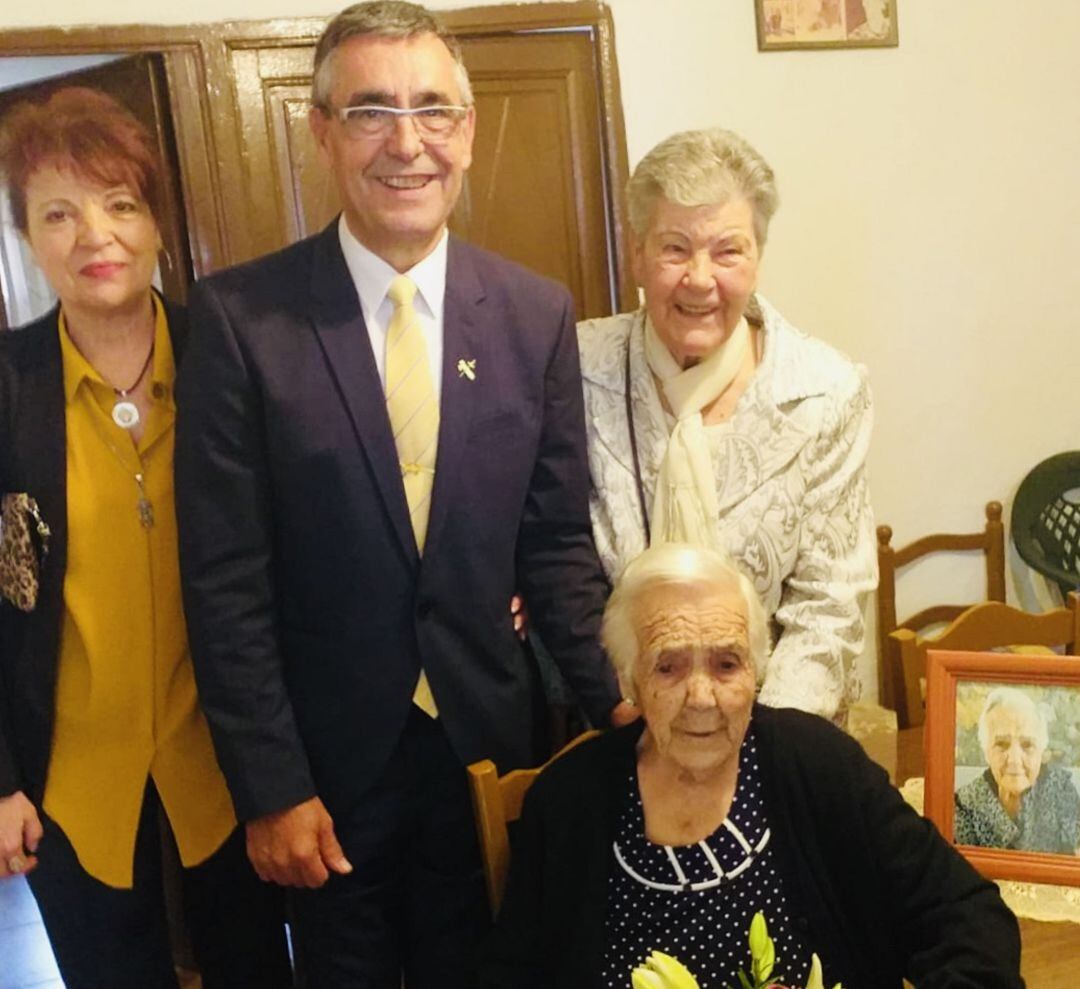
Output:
[{"xmin": 377, "ymin": 175, "xmax": 435, "ymax": 190}]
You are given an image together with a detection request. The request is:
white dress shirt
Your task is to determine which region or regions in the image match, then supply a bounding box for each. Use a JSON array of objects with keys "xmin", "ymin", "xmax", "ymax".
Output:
[{"xmin": 337, "ymin": 215, "xmax": 447, "ymax": 403}]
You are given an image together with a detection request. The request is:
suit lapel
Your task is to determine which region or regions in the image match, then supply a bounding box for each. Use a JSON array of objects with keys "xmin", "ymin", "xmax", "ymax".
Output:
[
  {"xmin": 422, "ymin": 238, "xmax": 484, "ymax": 558},
  {"xmin": 711, "ymin": 322, "xmax": 815, "ymax": 516},
  {"xmin": 161, "ymin": 293, "xmax": 188, "ymax": 363},
  {"xmin": 590, "ymin": 314, "xmax": 669, "ymax": 502},
  {"xmin": 583, "ymin": 317, "xmax": 639, "ymax": 479},
  {"xmin": 307, "ymin": 224, "xmax": 418, "ymax": 563},
  {"xmin": 715, "ymin": 391, "xmax": 811, "ymax": 515},
  {"xmin": 16, "ymin": 314, "xmax": 68, "ymax": 553},
  {"xmin": 11, "ymin": 316, "xmax": 69, "ymax": 700}
]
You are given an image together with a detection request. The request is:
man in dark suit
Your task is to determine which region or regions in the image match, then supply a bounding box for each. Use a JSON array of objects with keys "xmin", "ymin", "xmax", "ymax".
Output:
[{"xmin": 174, "ymin": 3, "xmax": 632, "ymax": 986}]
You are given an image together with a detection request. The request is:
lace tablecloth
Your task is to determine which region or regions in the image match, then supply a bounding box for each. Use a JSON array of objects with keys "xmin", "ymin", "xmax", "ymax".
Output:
[{"xmin": 900, "ymin": 777, "xmax": 1080, "ymax": 923}]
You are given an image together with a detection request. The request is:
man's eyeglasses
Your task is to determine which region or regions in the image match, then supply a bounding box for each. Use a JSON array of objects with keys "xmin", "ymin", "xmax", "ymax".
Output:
[{"xmin": 331, "ymin": 104, "xmax": 470, "ymax": 142}]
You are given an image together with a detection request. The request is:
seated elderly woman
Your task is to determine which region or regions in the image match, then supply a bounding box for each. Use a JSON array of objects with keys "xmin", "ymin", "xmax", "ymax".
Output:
[
  {"xmin": 578, "ymin": 128, "xmax": 875, "ymax": 721},
  {"xmin": 482, "ymin": 543, "xmax": 1022, "ymax": 989},
  {"xmin": 955, "ymin": 686, "xmax": 1080, "ymax": 854}
]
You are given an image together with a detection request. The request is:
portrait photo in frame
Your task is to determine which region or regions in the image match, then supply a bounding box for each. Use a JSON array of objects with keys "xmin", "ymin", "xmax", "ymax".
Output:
[
  {"xmin": 756, "ymin": 0, "xmax": 898, "ymax": 51},
  {"xmin": 924, "ymin": 649, "xmax": 1080, "ymax": 886}
]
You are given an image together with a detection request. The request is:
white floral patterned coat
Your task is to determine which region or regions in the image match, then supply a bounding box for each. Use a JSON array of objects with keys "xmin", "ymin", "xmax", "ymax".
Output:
[{"xmin": 577, "ymin": 299, "xmax": 876, "ymax": 718}]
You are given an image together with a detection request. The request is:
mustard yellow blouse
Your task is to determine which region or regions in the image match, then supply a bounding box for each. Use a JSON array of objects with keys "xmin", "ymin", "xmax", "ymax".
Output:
[{"xmin": 44, "ymin": 299, "xmax": 236, "ymax": 889}]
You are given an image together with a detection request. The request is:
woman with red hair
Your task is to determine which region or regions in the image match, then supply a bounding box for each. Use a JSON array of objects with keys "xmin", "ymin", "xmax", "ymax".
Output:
[{"xmin": 0, "ymin": 87, "xmax": 291, "ymax": 989}]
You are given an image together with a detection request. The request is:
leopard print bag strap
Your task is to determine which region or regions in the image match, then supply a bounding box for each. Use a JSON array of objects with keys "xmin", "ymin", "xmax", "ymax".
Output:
[{"xmin": 0, "ymin": 492, "xmax": 51, "ymax": 612}]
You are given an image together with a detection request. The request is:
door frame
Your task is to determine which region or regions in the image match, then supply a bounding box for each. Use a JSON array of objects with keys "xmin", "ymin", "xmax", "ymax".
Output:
[{"xmin": 0, "ymin": 2, "xmax": 635, "ymax": 309}]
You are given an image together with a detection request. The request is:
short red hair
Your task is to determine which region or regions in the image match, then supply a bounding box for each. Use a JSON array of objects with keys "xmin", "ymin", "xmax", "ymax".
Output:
[{"xmin": 0, "ymin": 86, "xmax": 164, "ymax": 234}]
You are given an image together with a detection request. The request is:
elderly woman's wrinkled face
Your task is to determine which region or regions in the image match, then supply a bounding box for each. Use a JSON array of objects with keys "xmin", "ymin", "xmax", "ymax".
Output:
[
  {"xmin": 24, "ymin": 164, "xmax": 160, "ymax": 320},
  {"xmin": 631, "ymin": 196, "xmax": 760, "ymax": 368},
  {"xmin": 632, "ymin": 580, "xmax": 756, "ymax": 777},
  {"xmin": 984, "ymin": 705, "xmax": 1046, "ymax": 801}
]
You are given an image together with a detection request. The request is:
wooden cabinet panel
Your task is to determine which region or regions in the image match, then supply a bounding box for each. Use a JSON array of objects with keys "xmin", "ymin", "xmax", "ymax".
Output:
[
  {"xmin": 454, "ymin": 32, "xmax": 611, "ymax": 317},
  {"xmin": 270, "ymin": 87, "xmax": 339, "ymax": 242},
  {"xmin": 225, "ymin": 45, "xmax": 324, "ymax": 260}
]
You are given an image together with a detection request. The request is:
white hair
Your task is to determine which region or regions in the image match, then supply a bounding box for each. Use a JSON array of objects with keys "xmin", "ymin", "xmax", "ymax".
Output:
[
  {"xmin": 601, "ymin": 542, "xmax": 770, "ymax": 698},
  {"xmin": 977, "ymin": 686, "xmax": 1049, "ymax": 755}
]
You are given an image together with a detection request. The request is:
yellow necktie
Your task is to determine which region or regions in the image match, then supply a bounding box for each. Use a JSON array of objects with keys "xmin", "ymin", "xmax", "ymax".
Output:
[{"xmin": 385, "ymin": 275, "xmax": 440, "ymax": 717}]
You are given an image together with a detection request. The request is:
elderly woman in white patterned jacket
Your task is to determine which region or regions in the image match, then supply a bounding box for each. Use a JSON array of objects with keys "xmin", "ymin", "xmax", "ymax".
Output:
[{"xmin": 578, "ymin": 127, "xmax": 876, "ymax": 720}]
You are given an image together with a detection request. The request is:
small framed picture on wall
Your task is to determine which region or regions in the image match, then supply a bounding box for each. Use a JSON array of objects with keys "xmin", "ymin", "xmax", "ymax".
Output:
[
  {"xmin": 924, "ymin": 649, "xmax": 1080, "ymax": 887},
  {"xmin": 756, "ymin": 0, "xmax": 899, "ymax": 50}
]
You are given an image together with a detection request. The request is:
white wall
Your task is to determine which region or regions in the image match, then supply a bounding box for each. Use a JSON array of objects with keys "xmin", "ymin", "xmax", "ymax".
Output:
[
  {"xmin": 0, "ymin": 55, "xmax": 121, "ymax": 90},
  {"xmin": 3, "ymin": 0, "xmax": 1078, "ymax": 698},
  {"xmin": 0, "ymin": 0, "xmax": 536, "ymax": 24},
  {"xmin": 610, "ymin": 0, "xmax": 1080, "ymax": 696}
]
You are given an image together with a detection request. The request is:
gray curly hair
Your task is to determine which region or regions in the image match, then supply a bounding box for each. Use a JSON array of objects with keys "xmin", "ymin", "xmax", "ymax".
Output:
[{"xmin": 626, "ymin": 127, "xmax": 779, "ymax": 249}]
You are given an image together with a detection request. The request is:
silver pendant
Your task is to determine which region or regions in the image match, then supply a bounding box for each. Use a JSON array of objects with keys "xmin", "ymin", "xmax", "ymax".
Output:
[
  {"xmin": 112, "ymin": 400, "xmax": 140, "ymax": 430},
  {"xmin": 134, "ymin": 472, "xmax": 154, "ymax": 528}
]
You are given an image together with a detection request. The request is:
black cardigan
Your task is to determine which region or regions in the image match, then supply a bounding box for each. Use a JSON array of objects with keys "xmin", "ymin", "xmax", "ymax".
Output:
[
  {"xmin": 0, "ymin": 298, "xmax": 187, "ymax": 803},
  {"xmin": 482, "ymin": 706, "xmax": 1023, "ymax": 989}
]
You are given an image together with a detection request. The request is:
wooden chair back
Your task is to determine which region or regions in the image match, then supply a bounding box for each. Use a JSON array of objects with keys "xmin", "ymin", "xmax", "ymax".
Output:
[
  {"xmin": 876, "ymin": 501, "xmax": 1005, "ymax": 723},
  {"xmin": 890, "ymin": 592, "xmax": 1080, "ymax": 727},
  {"xmin": 467, "ymin": 730, "xmax": 599, "ymax": 916}
]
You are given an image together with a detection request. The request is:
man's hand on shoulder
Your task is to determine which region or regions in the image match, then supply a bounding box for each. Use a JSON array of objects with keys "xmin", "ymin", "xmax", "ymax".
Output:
[
  {"xmin": 245, "ymin": 795, "xmax": 353, "ymax": 888},
  {"xmin": 609, "ymin": 700, "xmax": 641, "ymax": 728}
]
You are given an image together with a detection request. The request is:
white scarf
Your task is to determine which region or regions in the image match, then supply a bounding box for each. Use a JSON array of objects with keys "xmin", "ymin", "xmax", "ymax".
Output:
[{"xmin": 644, "ymin": 314, "xmax": 749, "ymax": 546}]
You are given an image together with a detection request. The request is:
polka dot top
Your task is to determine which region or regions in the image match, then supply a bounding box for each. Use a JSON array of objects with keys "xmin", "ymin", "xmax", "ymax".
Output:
[{"xmin": 600, "ymin": 729, "xmax": 811, "ymax": 989}]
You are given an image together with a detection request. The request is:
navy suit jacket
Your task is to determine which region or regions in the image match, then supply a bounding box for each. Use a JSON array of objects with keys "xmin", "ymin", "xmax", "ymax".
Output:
[{"xmin": 175, "ymin": 222, "xmax": 619, "ymax": 822}]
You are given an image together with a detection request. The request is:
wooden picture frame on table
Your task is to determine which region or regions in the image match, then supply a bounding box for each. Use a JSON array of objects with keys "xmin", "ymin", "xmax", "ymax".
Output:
[
  {"xmin": 756, "ymin": 0, "xmax": 898, "ymax": 51},
  {"xmin": 924, "ymin": 649, "xmax": 1080, "ymax": 886}
]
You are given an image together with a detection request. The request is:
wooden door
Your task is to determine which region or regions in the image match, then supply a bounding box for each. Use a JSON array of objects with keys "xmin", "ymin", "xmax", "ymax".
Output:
[
  {"xmin": 221, "ymin": 8, "xmax": 631, "ymax": 318},
  {"xmin": 0, "ymin": 53, "xmax": 193, "ymax": 327},
  {"xmin": 224, "ymin": 44, "xmax": 319, "ymax": 261},
  {"xmin": 454, "ymin": 31, "xmax": 612, "ymax": 318}
]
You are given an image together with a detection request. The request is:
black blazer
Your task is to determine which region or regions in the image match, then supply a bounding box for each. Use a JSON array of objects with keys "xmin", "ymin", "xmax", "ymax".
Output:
[
  {"xmin": 174, "ymin": 222, "xmax": 620, "ymax": 822},
  {"xmin": 0, "ymin": 298, "xmax": 187, "ymax": 802},
  {"xmin": 483, "ymin": 706, "xmax": 1024, "ymax": 989}
]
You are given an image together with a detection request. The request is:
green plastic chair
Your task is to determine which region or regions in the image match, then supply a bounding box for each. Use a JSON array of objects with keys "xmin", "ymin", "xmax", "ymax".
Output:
[{"xmin": 1011, "ymin": 451, "xmax": 1080, "ymax": 599}]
